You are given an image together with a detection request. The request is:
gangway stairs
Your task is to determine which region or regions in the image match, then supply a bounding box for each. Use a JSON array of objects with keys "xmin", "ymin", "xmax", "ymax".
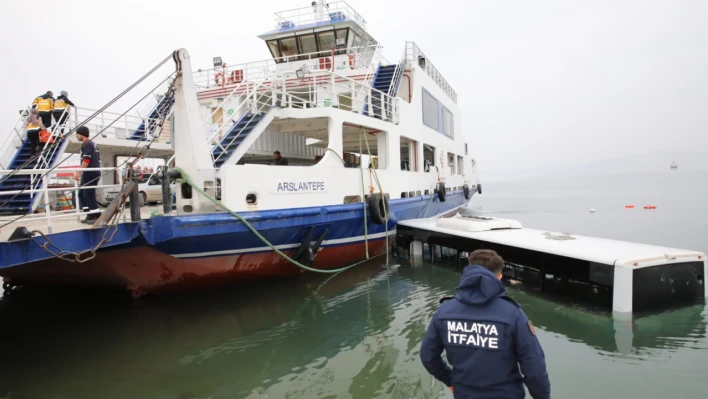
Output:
[
  {"xmin": 212, "ymin": 111, "xmax": 267, "ymax": 168},
  {"xmin": 129, "ymin": 91, "xmax": 175, "ymax": 141},
  {"xmin": 363, "ymin": 64, "xmax": 403, "ymax": 120},
  {"xmin": 0, "ymin": 110, "xmax": 71, "ymax": 216}
]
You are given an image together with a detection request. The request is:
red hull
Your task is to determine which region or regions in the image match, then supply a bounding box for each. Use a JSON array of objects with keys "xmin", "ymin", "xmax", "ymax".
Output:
[{"xmin": 1, "ymin": 238, "xmax": 391, "ymax": 296}]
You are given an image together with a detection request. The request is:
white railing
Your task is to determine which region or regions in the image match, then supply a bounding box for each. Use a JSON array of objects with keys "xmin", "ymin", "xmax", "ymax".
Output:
[
  {"xmin": 273, "ymin": 1, "xmax": 367, "ymax": 30},
  {"xmin": 193, "ymin": 44, "xmax": 382, "ymax": 91},
  {"xmin": 67, "ymin": 106, "xmax": 172, "ymax": 144},
  {"xmin": 28, "ymin": 108, "xmax": 72, "ymax": 212},
  {"xmin": 203, "ymin": 69, "xmax": 276, "ymax": 144},
  {"xmin": 211, "ymin": 75, "xmax": 278, "ymax": 166},
  {"xmin": 0, "ymin": 166, "xmax": 125, "ymax": 234},
  {"xmin": 0, "ymin": 107, "xmax": 31, "ymax": 170},
  {"xmin": 388, "ymin": 49, "xmax": 407, "ymax": 99},
  {"xmin": 405, "ymin": 41, "xmax": 457, "ymax": 103}
]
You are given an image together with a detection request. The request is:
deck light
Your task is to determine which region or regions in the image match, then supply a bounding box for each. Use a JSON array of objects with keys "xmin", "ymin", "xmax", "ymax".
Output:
[{"xmin": 213, "ymin": 57, "xmax": 223, "ymax": 67}]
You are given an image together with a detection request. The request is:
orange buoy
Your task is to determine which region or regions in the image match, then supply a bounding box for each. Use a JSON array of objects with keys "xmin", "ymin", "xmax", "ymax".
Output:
[{"xmin": 625, "ymin": 205, "xmax": 634, "ymax": 209}]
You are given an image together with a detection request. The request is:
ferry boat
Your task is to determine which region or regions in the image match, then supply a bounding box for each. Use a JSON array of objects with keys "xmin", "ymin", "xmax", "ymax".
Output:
[{"xmin": 0, "ymin": 1, "xmax": 480, "ymax": 297}]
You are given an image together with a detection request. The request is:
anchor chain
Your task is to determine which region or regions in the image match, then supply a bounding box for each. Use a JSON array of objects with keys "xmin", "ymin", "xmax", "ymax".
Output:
[{"xmin": 30, "ymin": 171, "xmax": 132, "ymax": 263}]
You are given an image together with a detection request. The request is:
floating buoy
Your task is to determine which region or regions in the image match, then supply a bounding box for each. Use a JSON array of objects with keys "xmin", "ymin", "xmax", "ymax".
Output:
[
  {"xmin": 589, "ymin": 208, "xmax": 596, "ymax": 213},
  {"xmin": 625, "ymin": 205, "xmax": 634, "ymax": 209},
  {"xmin": 643, "ymin": 205, "xmax": 657, "ymax": 210}
]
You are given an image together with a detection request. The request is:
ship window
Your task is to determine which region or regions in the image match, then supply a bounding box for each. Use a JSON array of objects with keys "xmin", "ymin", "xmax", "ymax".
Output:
[
  {"xmin": 423, "ymin": 144, "xmax": 435, "ymax": 172},
  {"xmin": 400, "ymin": 136, "xmax": 418, "ymax": 172},
  {"xmin": 298, "ymin": 34, "xmax": 318, "ymax": 58},
  {"xmin": 335, "ymin": 29, "xmax": 349, "ymax": 55},
  {"xmin": 457, "ymin": 156, "xmax": 464, "ymax": 175},
  {"xmin": 317, "ymin": 31, "xmax": 336, "ymax": 53},
  {"xmin": 443, "ymin": 107, "xmax": 454, "ymax": 138},
  {"xmin": 279, "ymin": 37, "xmax": 299, "ymax": 60},
  {"xmin": 267, "ymin": 40, "xmax": 281, "ymax": 61},
  {"xmin": 448, "ymin": 152, "xmax": 455, "ymax": 175},
  {"xmin": 422, "ymin": 89, "xmax": 439, "ymax": 131},
  {"xmin": 352, "ymin": 33, "xmax": 362, "ymax": 50}
]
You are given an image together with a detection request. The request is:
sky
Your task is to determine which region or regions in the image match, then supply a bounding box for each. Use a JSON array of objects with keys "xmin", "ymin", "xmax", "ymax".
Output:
[{"xmin": 1, "ymin": 0, "xmax": 707, "ymax": 180}]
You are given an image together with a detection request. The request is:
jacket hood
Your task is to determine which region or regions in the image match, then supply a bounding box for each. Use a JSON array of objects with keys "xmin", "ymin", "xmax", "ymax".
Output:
[{"xmin": 454, "ymin": 265, "xmax": 506, "ymax": 306}]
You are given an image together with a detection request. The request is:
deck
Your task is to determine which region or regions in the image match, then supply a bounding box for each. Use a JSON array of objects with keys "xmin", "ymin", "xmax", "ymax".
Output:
[{"xmin": 0, "ymin": 205, "xmax": 164, "ymax": 242}]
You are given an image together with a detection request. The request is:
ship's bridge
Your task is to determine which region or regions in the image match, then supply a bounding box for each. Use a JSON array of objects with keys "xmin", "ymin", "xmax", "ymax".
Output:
[{"xmin": 257, "ymin": 1, "xmax": 378, "ymax": 71}]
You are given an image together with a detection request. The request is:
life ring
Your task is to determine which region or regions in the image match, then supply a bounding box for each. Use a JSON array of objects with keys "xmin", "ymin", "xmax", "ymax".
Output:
[
  {"xmin": 348, "ymin": 54, "xmax": 356, "ymax": 69},
  {"xmin": 131, "ymin": 170, "xmax": 143, "ymax": 181},
  {"xmin": 436, "ymin": 182, "xmax": 446, "ymax": 202},
  {"xmin": 369, "ymin": 193, "xmax": 389, "ymax": 225},
  {"xmin": 214, "ymin": 72, "xmax": 224, "ymax": 86},
  {"xmin": 463, "ymin": 184, "xmax": 470, "ymax": 200}
]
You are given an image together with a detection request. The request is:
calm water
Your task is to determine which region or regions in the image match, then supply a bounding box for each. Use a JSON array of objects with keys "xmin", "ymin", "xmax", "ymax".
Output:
[{"xmin": 0, "ymin": 170, "xmax": 707, "ymax": 399}]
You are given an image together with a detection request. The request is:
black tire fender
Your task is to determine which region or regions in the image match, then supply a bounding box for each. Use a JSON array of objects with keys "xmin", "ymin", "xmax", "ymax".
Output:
[
  {"xmin": 436, "ymin": 183, "xmax": 446, "ymax": 202},
  {"xmin": 477, "ymin": 183, "xmax": 482, "ymax": 195},
  {"xmin": 463, "ymin": 184, "xmax": 470, "ymax": 200},
  {"xmin": 369, "ymin": 193, "xmax": 390, "ymax": 224}
]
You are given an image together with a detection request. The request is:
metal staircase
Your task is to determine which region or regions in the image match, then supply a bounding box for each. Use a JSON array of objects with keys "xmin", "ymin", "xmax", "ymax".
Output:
[
  {"xmin": 129, "ymin": 91, "xmax": 175, "ymax": 141},
  {"xmin": 363, "ymin": 64, "xmax": 403, "ymax": 120},
  {"xmin": 212, "ymin": 112, "xmax": 267, "ymax": 168},
  {"xmin": 0, "ymin": 110, "xmax": 70, "ymax": 215}
]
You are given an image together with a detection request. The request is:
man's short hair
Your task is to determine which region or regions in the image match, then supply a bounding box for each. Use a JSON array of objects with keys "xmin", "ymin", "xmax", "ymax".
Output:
[
  {"xmin": 467, "ymin": 249, "xmax": 504, "ymax": 275},
  {"xmin": 273, "ymin": 151, "xmax": 281, "ymax": 156}
]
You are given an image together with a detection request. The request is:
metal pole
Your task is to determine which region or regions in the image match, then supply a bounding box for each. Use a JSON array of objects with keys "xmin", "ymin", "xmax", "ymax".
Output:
[
  {"xmin": 160, "ymin": 167, "xmax": 171, "ymax": 214},
  {"xmin": 129, "ymin": 173, "xmax": 141, "ymax": 222}
]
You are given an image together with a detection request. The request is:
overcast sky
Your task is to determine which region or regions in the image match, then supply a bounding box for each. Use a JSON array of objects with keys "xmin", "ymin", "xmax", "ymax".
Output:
[{"xmin": 1, "ymin": 0, "xmax": 706, "ymax": 179}]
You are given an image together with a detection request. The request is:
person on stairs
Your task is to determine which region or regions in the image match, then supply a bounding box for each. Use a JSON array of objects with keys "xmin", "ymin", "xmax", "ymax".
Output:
[
  {"xmin": 74, "ymin": 126, "xmax": 101, "ymax": 224},
  {"xmin": 32, "ymin": 91, "xmax": 55, "ymax": 129},
  {"xmin": 53, "ymin": 90, "xmax": 75, "ymax": 134},
  {"xmin": 26, "ymin": 108, "xmax": 46, "ymax": 155}
]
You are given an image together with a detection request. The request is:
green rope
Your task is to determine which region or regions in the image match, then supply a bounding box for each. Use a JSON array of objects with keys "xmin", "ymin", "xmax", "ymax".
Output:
[
  {"xmin": 358, "ymin": 129, "xmax": 369, "ymax": 257},
  {"xmin": 360, "ymin": 127, "xmax": 389, "ymax": 266},
  {"xmin": 171, "ymin": 167, "xmax": 379, "ymax": 274},
  {"xmin": 326, "ymin": 146, "xmax": 369, "ymax": 258}
]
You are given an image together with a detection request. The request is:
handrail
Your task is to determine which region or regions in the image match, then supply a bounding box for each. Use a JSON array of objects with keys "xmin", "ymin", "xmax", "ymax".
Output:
[
  {"xmin": 0, "ymin": 107, "xmax": 32, "ymax": 170},
  {"xmin": 405, "ymin": 41, "xmax": 457, "ymax": 103},
  {"xmin": 0, "ymin": 165, "xmax": 125, "ymax": 231},
  {"xmin": 28, "ymin": 107, "xmax": 71, "ymax": 209},
  {"xmin": 193, "ymin": 44, "xmax": 383, "ymax": 90},
  {"xmin": 212, "ymin": 72, "xmax": 277, "ymax": 165},
  {"xmin": 273, "ymin": 1, "xmax": 367, "ymax": 30}
]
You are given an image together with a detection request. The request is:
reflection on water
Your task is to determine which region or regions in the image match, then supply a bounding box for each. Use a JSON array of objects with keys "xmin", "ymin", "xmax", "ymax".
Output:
[{"xmin": 0, "ymin": 255, "xmax": 706, "ymax": 399}]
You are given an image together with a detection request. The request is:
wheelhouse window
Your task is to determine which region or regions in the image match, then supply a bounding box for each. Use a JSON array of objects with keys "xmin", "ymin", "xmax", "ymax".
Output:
[
  {"xmin": 422, "ymin": 89, "xmax": 439, "ymax": 131},
  {"xmin": 317, "ymin": 31, "xmax": 336, "ymax": 52},
  {"xmin": 298, "ymin": 34, "xmax": 318, "ymax": 58},
  {"xmin": 280, "ymin": 37, "xmax": 299, "ymax": 59},
  {"xmin": 267, "ymin": 40, "xmax": 280, "ymax": 60},
  {"xmin": 335, "ymin": 29, "xmax": 349, "ymax": 55}
]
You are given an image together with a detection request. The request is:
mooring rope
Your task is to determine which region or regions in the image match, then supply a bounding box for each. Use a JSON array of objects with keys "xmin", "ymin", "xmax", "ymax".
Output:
[{"xmin": 171, "ymin": 166, "xmax": 389, "ymax": 274}]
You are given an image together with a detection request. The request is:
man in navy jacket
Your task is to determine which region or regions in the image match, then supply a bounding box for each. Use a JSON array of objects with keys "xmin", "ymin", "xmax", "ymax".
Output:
[{"xmin": 420, "ymin": 249, "xmax": 551, "ymax": 398}]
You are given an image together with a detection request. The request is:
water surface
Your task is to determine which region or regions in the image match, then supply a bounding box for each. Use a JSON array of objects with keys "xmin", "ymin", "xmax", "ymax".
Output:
[{"xmin": 0, "ymin": 170, "xmax": 706, "ymax": 398}]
